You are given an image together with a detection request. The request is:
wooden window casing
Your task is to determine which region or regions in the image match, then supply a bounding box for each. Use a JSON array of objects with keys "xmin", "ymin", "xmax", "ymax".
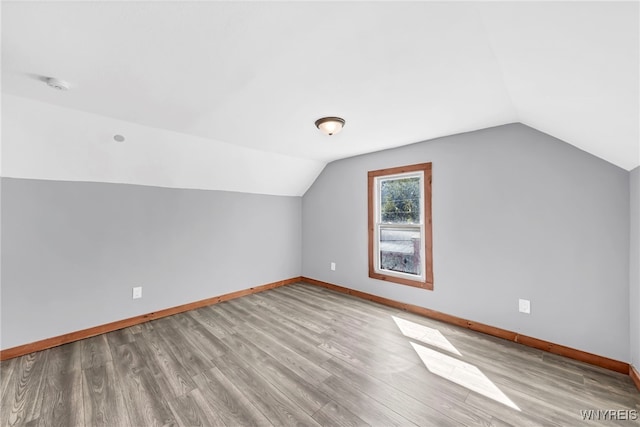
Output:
[{"xmin": 368, "ymin": 162, "xmax": 433, "ymax": 290}]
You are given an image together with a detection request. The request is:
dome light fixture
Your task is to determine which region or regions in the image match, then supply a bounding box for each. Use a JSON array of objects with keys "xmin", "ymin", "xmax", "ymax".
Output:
[
  {"xmin": 45, "ymin": 77, "xmax": 70, "ymax": 91},
  {"xmin": 315, "ymin": 116, "xmax": 345, "ymax": 136}
]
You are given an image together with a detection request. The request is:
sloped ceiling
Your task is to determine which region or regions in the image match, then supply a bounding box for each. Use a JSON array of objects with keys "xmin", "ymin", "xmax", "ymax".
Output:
[{"xmin": 2, "ymin": 1, "xmax": 638, "ymax": 196}]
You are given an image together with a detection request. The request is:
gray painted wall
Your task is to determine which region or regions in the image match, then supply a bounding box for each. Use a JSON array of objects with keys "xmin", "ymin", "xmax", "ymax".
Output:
[
  {"xmin": 1, "ymin": 178, "xmax": 302, "ymax": 349},
  {"xmin": 302, "ymin": 123, "xmax": 630, "ymax": 361},
  {"xmin": 631, "ymin": 167, "xmax": 639, "ymax": 368}
]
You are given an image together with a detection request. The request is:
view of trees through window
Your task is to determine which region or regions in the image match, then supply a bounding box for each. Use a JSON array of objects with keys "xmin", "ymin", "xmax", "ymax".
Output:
[
  {"xmin": 380, "ymin": 177, "xmax": 420, "ymax": 224},
  {"xmin": 379, "ymin": 176, "xmax": 421, "ymax": 276}
]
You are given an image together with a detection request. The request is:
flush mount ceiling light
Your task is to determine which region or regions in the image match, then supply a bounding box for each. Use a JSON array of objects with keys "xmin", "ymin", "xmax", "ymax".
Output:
[
  {"xmin": 315, "ymin": 117, "xmax": 345, "ymax": 136},
  {"xmin": 45, "ymin": 77, "xmax": 70, "ymax": 91}
]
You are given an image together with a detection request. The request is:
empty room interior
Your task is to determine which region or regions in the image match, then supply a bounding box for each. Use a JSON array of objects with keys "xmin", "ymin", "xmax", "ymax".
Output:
[{"xmin": 1, "ymin": 1, "xmax": 639, "ymax": 426}]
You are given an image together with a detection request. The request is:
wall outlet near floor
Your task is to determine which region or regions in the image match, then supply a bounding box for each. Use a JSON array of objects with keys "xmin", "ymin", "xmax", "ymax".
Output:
[
  {"xmin": 132, "ymin": 286, "xmax": 142, "ymax": 299},
  {"xmin": 518, "ymin": 298, "xmax": 530, "ymax": 314},
  {"xmin": 330, "ymin": 262, "xmax": 336, "ymax": 271}
]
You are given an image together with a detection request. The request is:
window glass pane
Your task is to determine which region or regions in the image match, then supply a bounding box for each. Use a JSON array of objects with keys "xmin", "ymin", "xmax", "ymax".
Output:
[
  {"xmin": 379, "ymin": 228, "xmax": 421, "ymax": 275},
  {"xmin": 380, "ymin": 177, "xmax": 420, "ymax": 224}
]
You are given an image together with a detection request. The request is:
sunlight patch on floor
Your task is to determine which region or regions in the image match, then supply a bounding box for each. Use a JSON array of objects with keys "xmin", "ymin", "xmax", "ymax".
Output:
[
  {"xmin": 410, "ymin": 342, "xmax": 521, "ymax": 411},
  {"xmin": 392, "ymin": 316, "xmax": 462, "ymax": 356}
]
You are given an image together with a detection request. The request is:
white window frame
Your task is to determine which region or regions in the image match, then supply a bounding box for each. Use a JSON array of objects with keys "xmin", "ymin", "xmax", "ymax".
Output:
[{"xmin": 373, "ymin": 171, "xmax": 426, "ymax": 282}]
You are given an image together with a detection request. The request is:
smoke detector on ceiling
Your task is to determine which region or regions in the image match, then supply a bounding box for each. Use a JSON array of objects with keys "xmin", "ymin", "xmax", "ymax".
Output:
[{"xmin": 45, "ymin": 77, "xmax": 70, "ymax": 91}]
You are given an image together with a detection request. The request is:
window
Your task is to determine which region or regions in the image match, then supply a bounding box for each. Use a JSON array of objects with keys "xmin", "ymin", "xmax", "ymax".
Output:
[{"xmin": 368, "ymin": 163, "xmax": 433, "ymax": 289}]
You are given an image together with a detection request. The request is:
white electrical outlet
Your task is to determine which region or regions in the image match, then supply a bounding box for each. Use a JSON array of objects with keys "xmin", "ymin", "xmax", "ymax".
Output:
[
  {"xmin": 330, "ymin": 262, "xmax": 336, "ymax": 271},
  {"xmin": 132, "ymin": 286, "xmax": 142, "ymax": 299},
  {"xmin": 518, "ymin": 298, "xmax": 530, "ymax": 314}
]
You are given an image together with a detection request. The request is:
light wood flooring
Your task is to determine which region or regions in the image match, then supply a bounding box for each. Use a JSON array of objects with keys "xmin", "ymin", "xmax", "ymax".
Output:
[{"xmin": 1, "ymin": 282, "xmax": 639, "ymax": 426}]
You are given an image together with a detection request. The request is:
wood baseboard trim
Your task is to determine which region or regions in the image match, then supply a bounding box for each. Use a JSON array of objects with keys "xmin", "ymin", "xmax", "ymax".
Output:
[
  {"xmin": 301, "ymin": 276, "xmax": 629, "ymax": 375},
  {"xmin": 631, "ymin": 365, "xmax": 640, "ymax": 392},
  {"xmin": 0, "ymin": 277, "xmax": 302, "ymax": 361}
]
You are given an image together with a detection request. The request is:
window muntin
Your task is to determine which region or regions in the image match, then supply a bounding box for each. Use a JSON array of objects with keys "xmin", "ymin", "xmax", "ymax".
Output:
[{"xmin": 368, "ymin": 163, "xmax": 433, "ymax": 289}]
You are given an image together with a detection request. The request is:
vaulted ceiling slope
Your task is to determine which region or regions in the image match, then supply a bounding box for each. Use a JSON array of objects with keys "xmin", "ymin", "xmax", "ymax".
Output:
[{"xmin": 2, "ymin": 2, "xmax": 638, "ymax": 196}]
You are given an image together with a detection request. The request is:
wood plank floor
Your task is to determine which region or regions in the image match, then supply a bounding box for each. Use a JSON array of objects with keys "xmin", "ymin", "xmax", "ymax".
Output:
[{"xmin": 1, "ymin": 282, "xmax": 639, "ymax": 426}]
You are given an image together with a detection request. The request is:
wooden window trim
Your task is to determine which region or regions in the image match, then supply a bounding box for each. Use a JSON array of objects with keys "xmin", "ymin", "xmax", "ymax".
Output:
[{"xmin": 368, "ymin": 162, "xmax": 433, "ymax": 290}]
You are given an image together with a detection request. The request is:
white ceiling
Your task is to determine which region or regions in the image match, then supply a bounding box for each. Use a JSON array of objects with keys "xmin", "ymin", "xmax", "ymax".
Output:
[{"xmin": 2, "ymin": 1, "xmax": 638, "ymax": 196}]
